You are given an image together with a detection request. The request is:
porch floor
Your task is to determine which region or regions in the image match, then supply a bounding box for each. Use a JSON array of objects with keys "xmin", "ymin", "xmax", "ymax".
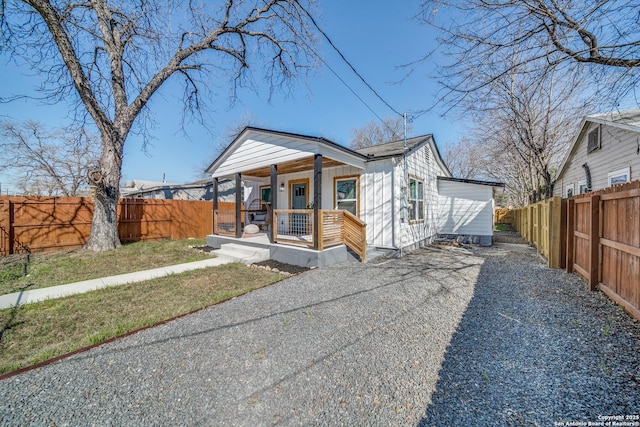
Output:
[{"xmin": 206, "ymin": 233, "xmax": 349, "ymax": 268}]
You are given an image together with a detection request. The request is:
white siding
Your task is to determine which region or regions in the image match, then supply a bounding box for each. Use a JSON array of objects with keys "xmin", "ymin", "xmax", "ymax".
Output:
[
  {"xmin": 362, "ymin": 159, "xmax": 395, "ymax": 247},
  {"xmin": 399, "ymin": 141, "xmax": 448, "ymax": 248},
  {"xmin": 212, "ymin": 132, "xmax": 365, "ymax": 178},
  {"xmin": 554, "ymin": 122, "xmax": 640, "ymax": 197},
  {"xmin": 437, "ymin": 181, "xmax": 494, "ymax": 236}
]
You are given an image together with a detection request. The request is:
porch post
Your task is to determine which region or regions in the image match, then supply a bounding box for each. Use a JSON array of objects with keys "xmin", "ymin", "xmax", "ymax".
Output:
[
  {"xmin": 270, "ymin": 165, "xmax": 278, "ymax": 210},
  {"xmin": 313, "ymin": 154, "xmax": 322, "ymax": 250},
  {"xmin": 235, "ymin": 173, "xmax": 242, "ymax": 238},
  {"xmin": 270, "ymin": 165, "xmax": 278, "ymax": 241},
  {"xmin": 212, "ymin": 177, "xmax": 219, "ymax": 235}
]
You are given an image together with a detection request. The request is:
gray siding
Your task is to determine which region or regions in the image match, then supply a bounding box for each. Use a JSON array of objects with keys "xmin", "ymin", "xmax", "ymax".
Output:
[{"xmin": 554, "ymin": 122, "xmax": 640, "ymax": 197}]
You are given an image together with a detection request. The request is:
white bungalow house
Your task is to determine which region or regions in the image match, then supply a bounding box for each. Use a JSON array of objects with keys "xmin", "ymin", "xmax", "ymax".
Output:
[
  {"xmin": 205, "ymin": 127, "xmax": 503, "ymax": 267},
  {"xmin": 553, "ymin": 109, "xmax": 640, "ymax": 198}
]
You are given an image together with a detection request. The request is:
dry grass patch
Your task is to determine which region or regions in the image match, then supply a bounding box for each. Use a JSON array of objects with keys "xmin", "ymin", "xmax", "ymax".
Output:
[
  {"xmin": 0, "ymin": 263, "xmax": 287, "ymax": 375},
  {"xmin": 0, "ymin": 239, "xmax": 211, "ymax": 295}
]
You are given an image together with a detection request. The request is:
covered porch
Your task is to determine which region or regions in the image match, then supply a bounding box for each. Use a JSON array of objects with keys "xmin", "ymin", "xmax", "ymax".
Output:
[{"xmin": 206, "ymin": 128, "xmax": 369, "ymax": 263}]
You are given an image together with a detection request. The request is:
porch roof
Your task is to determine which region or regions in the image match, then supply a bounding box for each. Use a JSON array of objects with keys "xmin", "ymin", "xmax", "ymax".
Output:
[{"xmin": 206, "ymin": 127, "xmax": 368, "ymax": 178}]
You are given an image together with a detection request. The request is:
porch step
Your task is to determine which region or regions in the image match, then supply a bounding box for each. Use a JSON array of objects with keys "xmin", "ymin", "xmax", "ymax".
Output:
[
  {"xmin": 366, "ymin": 246, "xmax": 398, "ymax": 262},
  {"xmin": 214, "ymin": 243, "xmax": 270, "ymax": 264}
]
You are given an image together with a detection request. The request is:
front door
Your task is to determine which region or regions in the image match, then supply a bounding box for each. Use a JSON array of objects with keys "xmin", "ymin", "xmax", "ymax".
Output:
[{"xmin": 290, "ymin": 181, "xmax": 308, "ymax": 235}]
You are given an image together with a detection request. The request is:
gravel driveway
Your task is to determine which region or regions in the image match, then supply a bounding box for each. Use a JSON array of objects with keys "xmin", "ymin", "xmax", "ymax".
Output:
[{"xmin": 1, "ymin": 243, "xmax": 639, "ymax": 426}]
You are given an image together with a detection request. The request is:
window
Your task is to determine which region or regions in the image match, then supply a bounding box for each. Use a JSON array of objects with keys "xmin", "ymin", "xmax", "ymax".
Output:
[
  {"xmin": 565, "ymin": 184, "xmax": 574, "ymax": 198},
  {"xmin": 578, "ymin": 181, "xmax": 588, "ymax": 195},
  {"xmin": 408, "ymin": 176, "xmax": 424, "ymax": 222},
  {"xmin": 335, "ymin": 176, "xmax": 358, "ymax": 216},
  {"xmin": 608, "ymin": 167, "xmax": 631, "ymax": 186},
  {"xmin": 260, "ymin": 186, "xmax": 271, "ymax": 204},
  {"xmin": 587, "ymin": 126, "xmax": 601, "ymax": 153}
]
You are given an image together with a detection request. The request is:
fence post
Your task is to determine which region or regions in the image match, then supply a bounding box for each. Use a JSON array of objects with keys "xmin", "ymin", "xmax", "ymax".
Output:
[
  {"xmin": 589, "ymin": 195, "xmax": 601, "ymax": 291},
  {"xmin": 566, "ymin": 198, "xmax": 574, "ymax": 273},
  {"xmin": 549, "ymin": 196, "xmax": 562, "ymax": 269},
  {"xmin": 559, "ymin": 198, "xmax": 567, "ymax": 270},
  {"xmin": 0, "ymin": 199, "xmax": 9, "ymax": 255},
  {"xmin": 7, "ymin": 200, "xmax": 14, "ymax": 255}
]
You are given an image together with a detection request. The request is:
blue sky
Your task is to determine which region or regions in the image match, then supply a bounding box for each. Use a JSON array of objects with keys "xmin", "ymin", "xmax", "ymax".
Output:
[{"xmin": 0, "ymin": 1, "xmax": 464, "ymax": 193}]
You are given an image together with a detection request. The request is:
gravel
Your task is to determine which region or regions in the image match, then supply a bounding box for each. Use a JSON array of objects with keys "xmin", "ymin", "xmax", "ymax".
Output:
[
  {"xmin": 421, "ymin": 244, "xmax": 640, "ymax": 427},
  {"xmin": 1, "ymin": 242, "xmax": 639, "ymax": 426}
]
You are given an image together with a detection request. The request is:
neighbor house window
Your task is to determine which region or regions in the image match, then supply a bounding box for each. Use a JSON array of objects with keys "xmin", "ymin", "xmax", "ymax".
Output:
[
  {"xmin": 565, "ymin": 184, "xmax": 574, "ymax": 198},
  {"xmin": 408, "ymin": 176, "xmax": 424, "ymax": 222},
  {"xmin": 587, "ymin": 125, "xmax": 601, "ymax": 153},
  {"xmin": 608, "ymin": 167, "xmax": 631, "ymax": 186},
  {"xmin": 335, "ymin": 176, "xmax": 359, "ymax": 216},
  {"xmin": 578, "ymin": 181, "xmax": 588, "ymax": 195}
]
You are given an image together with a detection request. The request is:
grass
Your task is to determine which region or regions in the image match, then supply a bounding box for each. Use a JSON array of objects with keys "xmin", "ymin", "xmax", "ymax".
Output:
[
  {"xmin": 0, "ymin": 263, "xmax": 287, "ymax": 375},
  {"xmin": 494, "ymin": 223, "xmax": 516, "ymax": 232},
  {"xmin": 0, "ymin": 239, "xmax": 212, "ymax": 295}
]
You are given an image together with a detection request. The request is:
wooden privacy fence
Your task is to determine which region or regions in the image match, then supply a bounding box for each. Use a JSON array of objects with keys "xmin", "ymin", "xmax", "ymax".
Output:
[
  {"xmin": 494, "ymin": 208, "xmax": 514, "ymax": 224},
  {"xmin": 566, "ymin": 181, "xmax": 640, "ymax": 321},
  {"xmin": 509, "ymin": 180, "xmax": 640, "ymax": 321},
  {"xmin": 0, "ymin": 196, "xmax": 213, "ymax": 256},
  {"xmin": 513, "ymin": 196, "xmax": 565, "ymax": 269}
]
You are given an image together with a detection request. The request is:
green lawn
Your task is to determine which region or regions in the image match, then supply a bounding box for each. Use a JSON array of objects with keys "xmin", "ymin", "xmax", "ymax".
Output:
[
  {"xmin": 0, "ymin": 262, "xmax": 287, "ymax": 375},
  {"xmin": 494, "ymin": 223, "xmax": 516, "ymax": 232},
  {"xmin": 0, "ymin": 239, "xmax": 212, "ymax": 295}
]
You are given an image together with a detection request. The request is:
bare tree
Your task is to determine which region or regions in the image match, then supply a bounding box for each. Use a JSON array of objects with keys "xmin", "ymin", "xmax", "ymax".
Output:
[
  {"xmin": 441, "ymin": 137, "xmax": 487, "ymax": 180},
  {"xmin": 350, "ymin": 116, "xmax": 412, "ymax": 149},
  {"xmin": 0, "ymin": 120, "xmax": 99, "ymax": 196},
  {"xmin": 1, "ymin": 0, "xmax": 316, "ymax": 251},
  {"xmin": 418, "ymin": 0, "xmax": 640, "ymax": 107},
  {"xmin": 439, "ymin": 60, "xmax": 592, "ymax": 205},
  {"xmin": 195, "ymin": 112, "xmax": 264, "ymax": 180}
]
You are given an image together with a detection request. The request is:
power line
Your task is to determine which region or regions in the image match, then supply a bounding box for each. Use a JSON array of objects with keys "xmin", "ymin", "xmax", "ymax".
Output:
[{"xmin": 294, "ymin": 0, "xmax": 404, "ymax": 119}]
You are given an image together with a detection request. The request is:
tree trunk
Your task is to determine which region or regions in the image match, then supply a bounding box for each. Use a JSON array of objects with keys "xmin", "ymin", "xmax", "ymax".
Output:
[{"xmin": 85, "ymin": 132, "xmax": 124, "ymax": 251}]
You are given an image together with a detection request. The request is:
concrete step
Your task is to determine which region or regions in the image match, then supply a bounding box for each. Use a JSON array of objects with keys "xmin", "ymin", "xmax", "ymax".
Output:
[
  {"xmin": 214, "ymin": 243, "xmax": 270, "ymax": 264},
  {"xmin": 366, "ymin": 246, "xmax": 398, "ymax": 262}
]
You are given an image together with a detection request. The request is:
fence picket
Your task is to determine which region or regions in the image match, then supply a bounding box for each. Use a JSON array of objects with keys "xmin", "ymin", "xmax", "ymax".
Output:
[{"xmin": 0, "ymin": 196, "xmax": 213, "ymax": 255}]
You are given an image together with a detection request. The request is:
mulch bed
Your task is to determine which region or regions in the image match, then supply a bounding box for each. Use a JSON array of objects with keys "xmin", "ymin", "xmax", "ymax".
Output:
[{"xmin": 253, "ymin": 259, "xmax": 310, "ymax": 275}]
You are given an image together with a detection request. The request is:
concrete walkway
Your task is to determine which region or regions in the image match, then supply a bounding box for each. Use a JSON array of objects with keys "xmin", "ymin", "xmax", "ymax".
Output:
[{"xmin": 0, "ymin": 257, "xmax": 231, "ymax": 310}]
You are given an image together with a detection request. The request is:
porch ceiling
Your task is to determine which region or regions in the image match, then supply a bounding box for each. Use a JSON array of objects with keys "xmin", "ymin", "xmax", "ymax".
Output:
[{"xmin": 242, "ymin": 156, "xmax": 347, "ymax": 177}]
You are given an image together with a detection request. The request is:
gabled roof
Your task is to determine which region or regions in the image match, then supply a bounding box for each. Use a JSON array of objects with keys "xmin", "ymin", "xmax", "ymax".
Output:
[
  {"xmin": 586, "ymin": 108, "xmax": 640, "ymax": 131},
  {"xmin": 205, "ymin": 127, "xmax": 369, "ymax": 178},
  {"xmin": 354, "ymin": 135, "xmax": 432, "ymax": 157},
  {"xmin": 205, "ymin": 127, "xmax": 452, "ymax": 178},
  {"xmin": 356, "ymin": 134, "xmax": 452, "ymax": 177},
  {"xmin": 556, "ymin": 109, "xmax": 640, "ymax": 179}
]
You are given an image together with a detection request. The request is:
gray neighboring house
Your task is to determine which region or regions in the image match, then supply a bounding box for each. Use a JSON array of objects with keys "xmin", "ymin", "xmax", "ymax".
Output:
[
  {"xmin": 120, "ymin": 178, "xmax": 221, "ymax": 201},
  {"xmin": 554, "ymin": 109, "xmax": 640, "ymax": 198}
]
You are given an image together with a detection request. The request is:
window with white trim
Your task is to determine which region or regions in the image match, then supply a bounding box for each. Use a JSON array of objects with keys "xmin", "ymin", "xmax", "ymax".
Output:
[
  {"xmin": 578, "ymin": 181, "xmax": 588, "ymax": 195},
  {"xmin": 335, "ymin": 177, "xmax": 358, "ymax": 216},
  {"xmin": 608, "ymin": 167, "xmax": 631, "ymax": 186},
  {"xmin": 408, "ymin": 177, "xmax": 424, "ymax": 222},
  {"xmin": 565, "ymin": 184, "xmax": 574, "ymax": 198}
]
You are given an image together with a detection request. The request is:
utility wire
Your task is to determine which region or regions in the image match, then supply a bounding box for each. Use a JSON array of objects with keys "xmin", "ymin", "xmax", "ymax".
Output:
[
  {"xmin": 294, "ymin": 0, "xmax": 404, "ymax": 119},
  {"xmin": 268, "ymin": 1, "xmax": 391, "ymax": 125}
]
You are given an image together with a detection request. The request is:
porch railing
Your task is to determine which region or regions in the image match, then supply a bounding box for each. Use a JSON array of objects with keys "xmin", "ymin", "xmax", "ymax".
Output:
[
  {"xmin": 273, "ymin": 209, "xmax": 314, "ymax": 246},
  {"xmin": 213, "ymin": 207, "xmax": 367, "ymax": 261},
  {"xmin": 213, "ymin": 210, "xmax": 237, "ymax": 236},
  {"xmin": 272, "ymin": 209, "xmax": 367, "ymax": 261},
  {"xmin": 342, "ymin": 210, "xmax": 367, "ymax": 263}
]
